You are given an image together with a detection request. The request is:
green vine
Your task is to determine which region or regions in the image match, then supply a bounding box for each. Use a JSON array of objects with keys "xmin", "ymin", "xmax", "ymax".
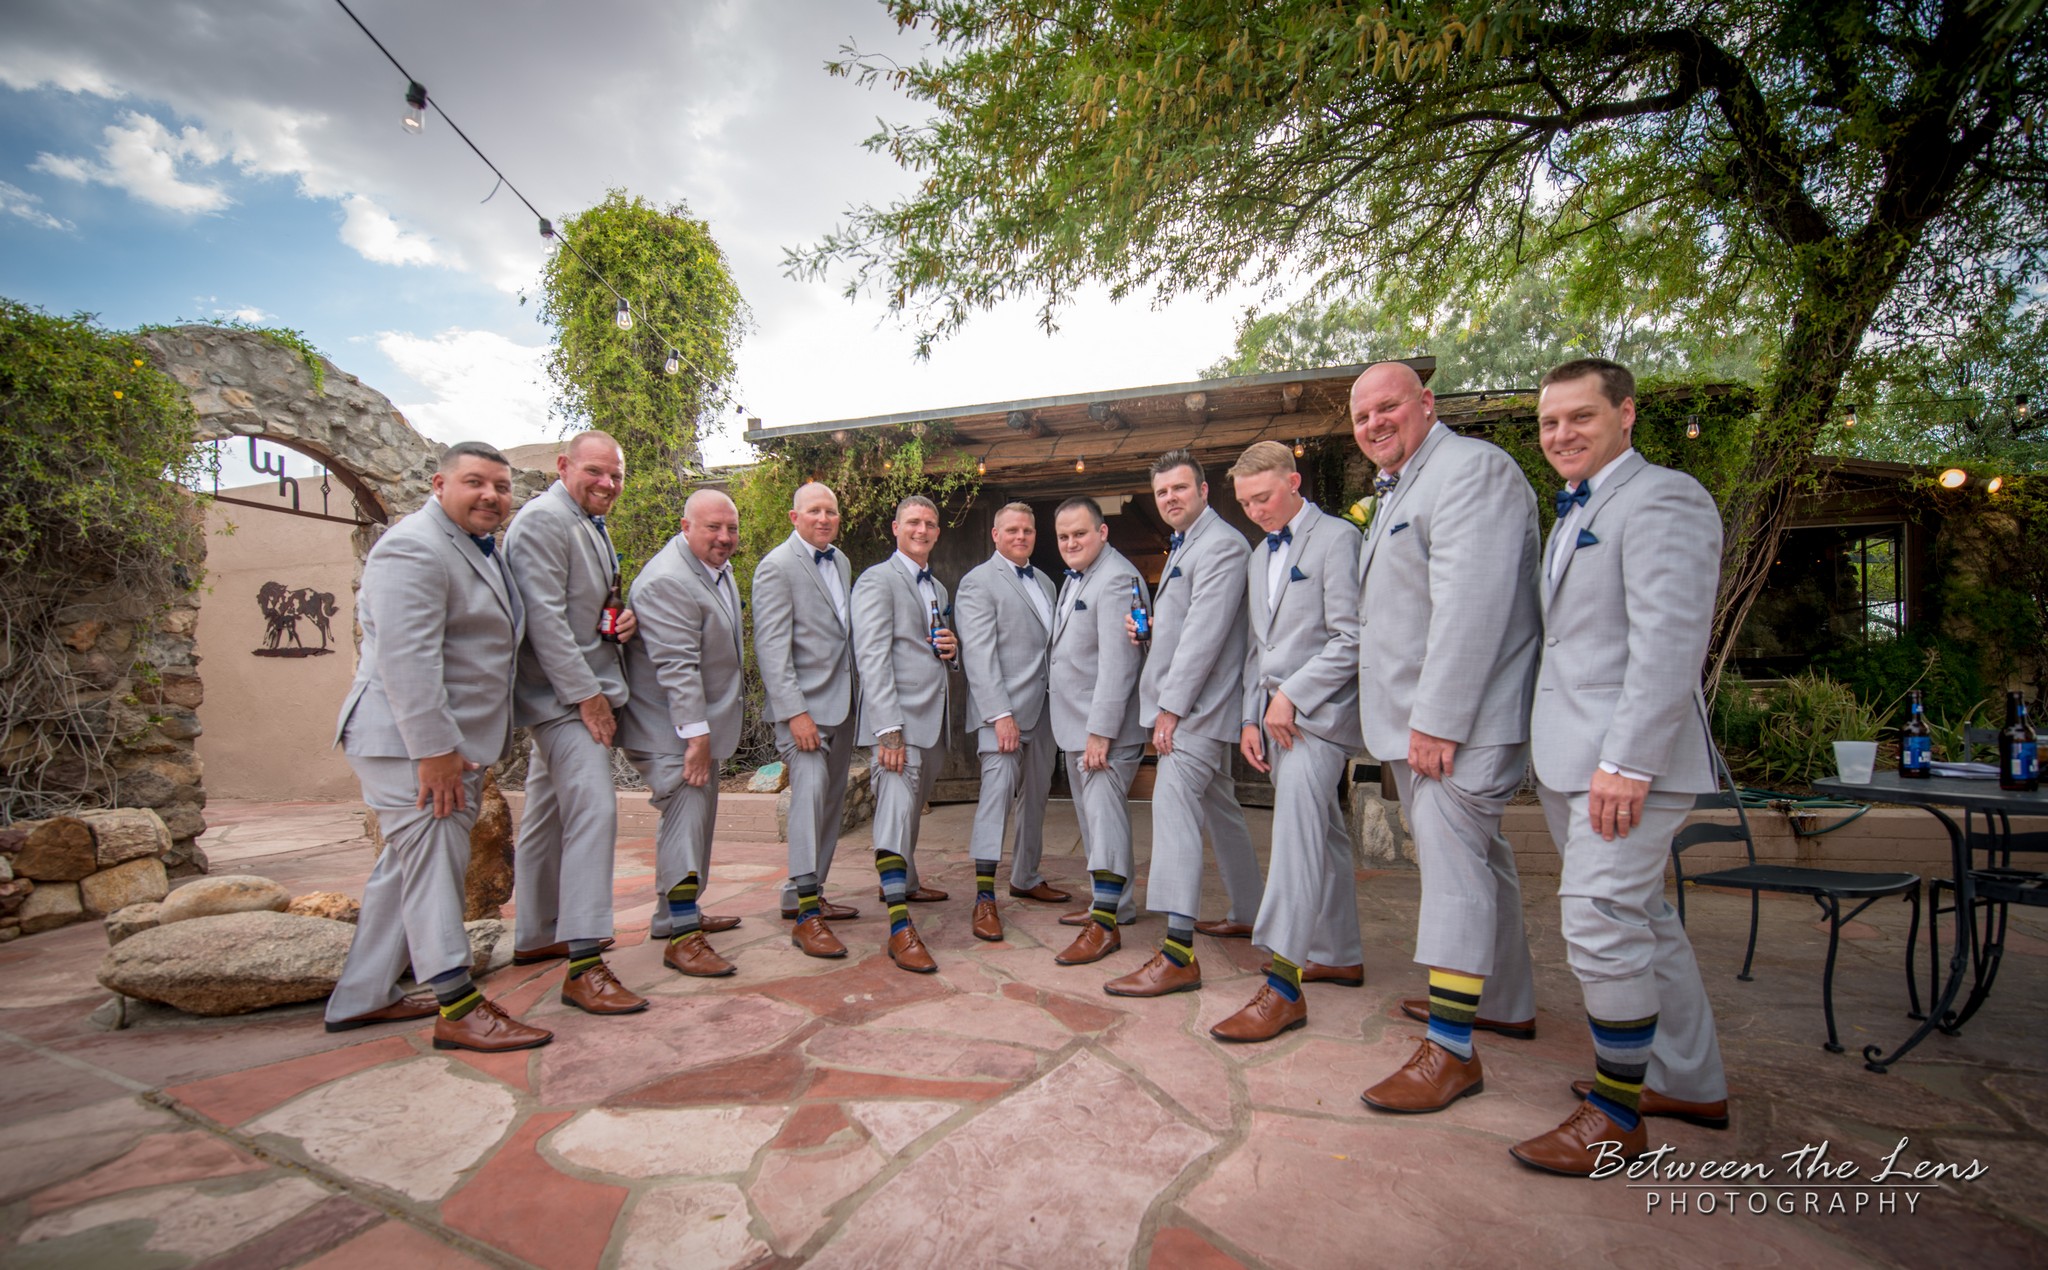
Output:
[{"xmin": 136, "ymin": 318, "xmax": 326, "ymax": 393}]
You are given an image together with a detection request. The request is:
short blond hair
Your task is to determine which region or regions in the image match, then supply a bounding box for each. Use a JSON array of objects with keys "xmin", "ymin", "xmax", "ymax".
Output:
[
  {"xmin": 994, "ymin": 501, "xmax": 1035, "ymax": 524},
  {"xmin": 1228, "ymin": 440, "xmax": 1297, "ymax": 481}
]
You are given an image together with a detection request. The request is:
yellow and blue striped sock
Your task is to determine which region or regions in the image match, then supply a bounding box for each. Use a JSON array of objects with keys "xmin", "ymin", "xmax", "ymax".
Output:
[
  {"xmin": 1426, "ymin": 970, "xmax": 1484, "ymax": 1059},
  {"xmin": 430, "ymin": 967, "xmax": 480, "ymax": 1020},
  {"xmin": 666, "ymin": 873, "xmax": 702, "ymax": 944},
  {"xmin": 1089, "ymin": 870, "xmax": 1124, "ymax": 930},
  {"xmin": 1161, "ymin": 916, "xmax": 1195, "ymax": 967},
  {"xmin": 876, "ymin": 851, "xmax": 910, "ymax": 933},
  {"xmin": 1587, "ymin": 1013, "xmax": 1656, "ymax": 1131},
  {"xmin": 1266, "ymin": 954, "xmax": 1303, "ymax": 1003},
  {"xmin": 974, "ymin": 860, "xmax": 997, "ymax": 902},
  {"xmin": 792, "ymin": 872, "xmax": 820, "ymax": 921}
]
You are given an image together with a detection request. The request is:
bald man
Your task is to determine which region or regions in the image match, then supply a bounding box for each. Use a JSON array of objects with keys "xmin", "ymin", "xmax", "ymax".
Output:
[{"xmin": 752, "ymin": 482, "xmax": 861, "ymax": 959}]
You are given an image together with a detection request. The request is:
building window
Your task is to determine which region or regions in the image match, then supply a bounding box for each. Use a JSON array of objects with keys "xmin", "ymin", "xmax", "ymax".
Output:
[{"xmin": 1732, "ymin": 523, "xmax": 1907, "ymax": 677}]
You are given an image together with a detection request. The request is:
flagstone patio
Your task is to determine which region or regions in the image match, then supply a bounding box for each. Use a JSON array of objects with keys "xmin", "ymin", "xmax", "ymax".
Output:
[{"xmin": 0, "ymin": 794, "xmax": 2042, "ymax": 1268}]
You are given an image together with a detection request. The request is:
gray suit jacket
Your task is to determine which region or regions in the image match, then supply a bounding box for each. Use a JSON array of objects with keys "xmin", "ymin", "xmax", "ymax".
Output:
[
  {"xmin": 1141, "ymin": 506, "xmax": 1250, "ymax": 744},
  {"xmin": 751, "ymin": 531, "xmax": 856, "ymax": 729},
  {"xmin": 852, "ymin": 556, "xmax": 955, "ymax": 749},
  {"xmin": 616, "ymin": 536, "xmax": 746, "ymax": 760},
  {"xmin": 336, "ymin": 498, "xmax": 523, "ymax": 765},
  {"xmin": 1530, "ymin": 451, "xmax": 1720, "ymax": 794},
  {"xmin": 504, "ymin": 480, "xmax": 627, "ymax": 728},
  {"xmin": 1050, "ymin": 546, "xmax": 1150, "ymax": 749},
  {"xmin": 1356, "ymin": 424, "xmax": 1541, "ymax": 759},
  {"xmin": 956, "ymin": 552, "xmax": 1055, "ymax": 733},
  {"xmin": 1243, "ymin": 504, "xmax": 1363, "ymax": 750}
]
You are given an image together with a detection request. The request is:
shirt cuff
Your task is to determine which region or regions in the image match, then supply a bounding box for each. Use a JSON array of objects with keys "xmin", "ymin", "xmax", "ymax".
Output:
[
  {"xmin": 986, "ymin": 711, "xmax": 1013, "ymax": 725},
  {"xmin": 677, "ymin": 722, "xmax": 709, "ymax": 740},
  {"xmin": 1598, "ymin": 760, "xmax": 1652, "ymax": 782}
]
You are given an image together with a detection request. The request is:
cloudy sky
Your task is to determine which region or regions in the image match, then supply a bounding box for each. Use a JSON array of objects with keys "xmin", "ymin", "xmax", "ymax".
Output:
[{"xmin": 0, "ymin": 0, "xmax": 1274, "ymax": 482}]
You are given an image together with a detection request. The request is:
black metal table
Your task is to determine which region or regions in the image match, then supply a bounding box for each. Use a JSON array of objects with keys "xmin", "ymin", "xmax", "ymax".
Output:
[{"xmin": 1813, "ymin": 772, "xmax": 2048, "ymax": 1072}]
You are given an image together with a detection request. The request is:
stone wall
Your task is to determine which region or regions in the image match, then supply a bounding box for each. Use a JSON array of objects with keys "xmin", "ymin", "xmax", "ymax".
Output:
[{"xmin": 0, "ymin": 809, "xmax": 178, "ymax": 942}]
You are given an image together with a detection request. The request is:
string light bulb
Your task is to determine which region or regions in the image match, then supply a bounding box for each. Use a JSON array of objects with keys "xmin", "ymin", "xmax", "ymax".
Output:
[
  {"xmin": 538, "ymin": 217, "xmax": 554, "ymax": 239},
  {"xmin": 1986, "ymin": 475, "xmax": 2005, "ymax": 495},
  {"xmin": 882, "ymin": 456, "xmax": 893, "ymax": 471},
  {"xmin": 1938, "ymin": 468, "xmax": 1968, "ymax": 489},
  {"xmin": 1292, "ymin": 439, "xmax": 1305, "ymax": 458},
  {"xmin": 403, "ymin": 81, "xmax": 427, "ymax": 133},
  {"xmin": 663, "ymin": 349, "xmax": 680, "ymax": 376},
  {"xmin": 614, "ymin": 297, "xmax": 633, "ymax": 330},
  {"xmin": 1074, "ymin": 457, "xmax": 1085, "ymax": 472},
  {"xmin": 1844, "ymin": 403, "xmax": 1858, "ymax": 428},
  {"xmin": 976, "ymin": 455, "xmax": 987, "ymax": 475},
  {"xmin": 2018, "ymin": 394, "xmax": 2031, "ymax": 420},
  {"xmin": 1685, "ymin": 416, "xmax": 1701, "ymax": 440}
]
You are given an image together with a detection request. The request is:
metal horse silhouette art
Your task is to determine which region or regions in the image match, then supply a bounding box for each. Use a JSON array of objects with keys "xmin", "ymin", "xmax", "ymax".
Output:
[{"xmin": 254, "ymin": 582, "xmax": 339, "ymax": 658}]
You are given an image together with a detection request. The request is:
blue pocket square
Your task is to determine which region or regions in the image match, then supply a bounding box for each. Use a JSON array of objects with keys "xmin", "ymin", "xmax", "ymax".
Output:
[
  {"xmin": 1289, "ymin": 565, "xmax": 1308, "ymax": 582},
  {"xmin": 1576, "ymin": 528, "xmax": 1599, "ymax": 548},
  {"xmin": 1390, "ymin": 522, "xmax": 1410, "ymax": 535},
  {"xmin": 1074, "ymin": 599, "xmax": 1088, "ymax": 611},
  {"xmin": 1167, "ymin": 566, "xmax": 1183, "ymax": 580}
]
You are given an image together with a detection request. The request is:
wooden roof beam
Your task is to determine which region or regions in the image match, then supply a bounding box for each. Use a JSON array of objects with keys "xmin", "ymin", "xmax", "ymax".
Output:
[{"xmin": 1006, "ymin": 410, "xmax": 1045, "ymax": 439}]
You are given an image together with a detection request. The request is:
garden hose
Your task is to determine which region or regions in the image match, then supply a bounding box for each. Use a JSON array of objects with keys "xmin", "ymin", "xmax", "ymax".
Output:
[{"xmin": 1736, "ymin": 785, "xmax": 1870, "ymax": 837}]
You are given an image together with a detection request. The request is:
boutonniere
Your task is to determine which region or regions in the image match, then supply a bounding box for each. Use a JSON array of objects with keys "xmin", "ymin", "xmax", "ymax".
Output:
[
  {"xmin": 1342, "ymin": 496, "xmax": 1377, "ymax": 532},
  {"xmin": 1289, "ymin": 565, "xmax": 1308, "ymax": 582},
  {"xmin": 1576, "ymin": 528, "xmax": 1599, "ymax": 548}
]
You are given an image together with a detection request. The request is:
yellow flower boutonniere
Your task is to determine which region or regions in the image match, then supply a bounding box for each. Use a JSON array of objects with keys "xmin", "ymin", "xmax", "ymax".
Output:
[{"xmin": 1343, "ymin": 496, "xmax": 1377, "ymax": 532}]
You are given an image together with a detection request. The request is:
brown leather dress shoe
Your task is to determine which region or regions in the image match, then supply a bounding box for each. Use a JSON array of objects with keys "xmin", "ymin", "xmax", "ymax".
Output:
[
  {"xmin": 1209, "ymin": 983, "xmax": 1307, "ymax": 1043},
  {"xmin": 699, "ymin": 914, "xmax": 742, "ymax": 934},
  {"xmin": 1510, "ymin": 1100, "xmax": 1647, "ymax": 1177},
  {"xmin": 1398, "ymin": 998, "xmax": 1536, "ymax": 1040},
  {"xmin": 1569, "ymin": 1080, "xmax": 1730, "ymax": 1130},
  {"xmin": 560, "ymin": 962, "xmax": 649, "ymax": 1015},
  {"xmin": 1193, "ymin": 919, "xmax": 1253, "ymax": 939},
  {"xmin": 432, "ymin": 998, "xmax": 553, "ymax": 1053},
  {"xmin": 779, "ymin": 901, "xmax": 861, "ymax": 921},
  {"xmin": 1054, "ymin": 921, "xmax": 1120, "ymax": 965},
  {"xmin": 1007, "ymin": 881, "xmax": 1072, "ymax": 903},
  {"xmin": 887, "ymin": 924, "xmax": 938, "ymax": 974},
  {"xmin": 878, "ymin": 885, "xmax": 949, "ymax": 903},
  {"xmin": 512, "ymin": 937, "xmax": 616, "ymax": 965},
  {"xmin": 1105, "ymin": 952, "xmax": 1201, "ymax": 997},
  {"xmin": 1361, "ymin": 1038, "xmax": 1485, "ymax": 1113},
  {"xmin": 1303, "ymin": 961, "xmax": 1365, "ymax": 987},
  {"xmin": 663, "ymin": 932, "xmax": 736, "ymax": 977},
  {"xmin": 791, "ymin": 913, "xmax": 848, "ymax": 959},
  {"xmin": 326, "ymin": 990, "xmax": 439, "ymax": 1032},
  {"xmin": 971, "ymin": 898, "xmax": 1004, "ymax": 942}
]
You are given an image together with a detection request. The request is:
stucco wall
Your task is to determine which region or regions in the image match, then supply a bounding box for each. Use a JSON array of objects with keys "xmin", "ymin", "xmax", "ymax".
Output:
[{"xmin": 194, "ymin": 480, "xmax": 359, "ymax": 801}]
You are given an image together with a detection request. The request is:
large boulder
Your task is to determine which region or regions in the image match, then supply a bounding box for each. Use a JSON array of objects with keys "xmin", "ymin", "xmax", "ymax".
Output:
[
  {"xmin": 286, "ymin": 891, "xmax": 360, "ymax": 924},
  {"xmin": 18, "ymin": 881, "xmax": 84, "ymax": 934},
  {"xmin": 15, "ymin": 818, "xmax": 96, "ymax": 882},
  {"xmin": 464, "ymin": 918, "xmax": 509, "ymax": 977},
  {"xmin": 364, "ymin": 771, "xmax": 513, "ymax": 921},
  {"xmin": 157, "ymin": 875, "xmax": 290, "ymax": 925},
  {"xmin": 104, "ymin": 901, "xmax": 162, "ymax": 945},
  {"xmin": 97, "ymin": 911, "xmax": 356, "ymax": 1015},
  {"xmin": 79, "ymin": 858, "xmax": 170, "ymax": 916},
  {"xmin": 77, "ymin": 808, "xmax": 172, "ymax": 868}
]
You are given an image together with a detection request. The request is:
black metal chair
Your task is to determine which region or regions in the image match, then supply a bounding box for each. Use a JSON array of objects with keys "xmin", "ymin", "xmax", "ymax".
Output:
[
  {"xmin": 1670, "ymin": 751, "xmax": 1923, "ymax": 1053},
  {"xmin": 1924, "ymin": 763, "xmax": 2047, "ymax": 1035}
]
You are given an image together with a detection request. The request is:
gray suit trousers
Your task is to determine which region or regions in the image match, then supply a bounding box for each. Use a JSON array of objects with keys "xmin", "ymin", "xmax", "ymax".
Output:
[
  {"xmin": 1539, "ymin": 785, "xmax": 1728, "ymax": 1103},
  {"xmin": 514, "ymin": 713, "xmax": 619, "ymax": 949},
  {"xmin": 627, "ymin": 750, "xmax": 718, "ymax": 940},
  {"xmin": 970, "ymin": 711, "xmax": 1055, "ymax": 888},
  {"xmin": 870, "ymin": 744, "xmax": 941, "ymax": 891},
  {"xmin": 326, "ymin": 756, "xmax": 478, "ymax": 1022},
  {"xmin": 1251, "ymin": 732, "xmax": 1362, "ymax": 968},
  {"xmin": 1065, "ymin": 745, "xmax": 1142, "ymax": 922},
  {"xmin": 1145, "ymin": 732, "xmax": 1262, "ymax": 924},
  {"xmin": 1389, "ymin": 744, "xmax": 1537, "ymax": 1023},
  {"xmin": 776, "ymin": 718, "xmax": 854, "ymax": 907}
]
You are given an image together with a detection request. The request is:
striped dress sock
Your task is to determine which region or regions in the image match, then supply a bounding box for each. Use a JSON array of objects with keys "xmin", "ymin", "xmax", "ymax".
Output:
[
  {"xmin": 1161, "ymin": 916, "xmax": 1195, "ymax": 967},
  {"xmin": 1426, "ymin": 969, "xmax": 1485, "ymax": 1060},
  {"xmin": 565, "ymin": 938, "xmax": 603, "ymax": 979},
  {"xmin": 974, "ymin": 860, "xmax": 997, "ymax": 902},
  {"xmin": 1586, "ymin": 1013, "xmax": 1657, "ymax": 1131},
  {"xmin": 1266, "ymin": 954, "xmax": 1303, "ymax": 1003},
  {"xmin": 792, "ymin": 872, "xmax": 820, "ymax": 920},
  {"xmin": 1089, "ymin": 870, "xmax": 1124, "ymax": 930},
  {"xmin": 666, "ymin": 873, "xmax": 702, "ymax": 943},
  {"xmin": 429, "ymin": 966, "xmax": 480, "ymax": 1021},
  {"xmin": 875, "ymin": 850, "xmax": 910, "ymax": 933}
]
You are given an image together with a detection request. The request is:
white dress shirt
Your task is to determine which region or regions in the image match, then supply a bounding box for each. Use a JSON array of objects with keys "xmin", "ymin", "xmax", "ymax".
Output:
[
  {"xmin": 1264, "ymin": 501, "xmax": 1315, "ymax": 608},
  {"xmin": 813, "ymin": 543, "xmax": 849, "ymax": 624},
  {"xmin": 1549, "ymin": 448, "xmax": 1649, "ymax": 782},
  {"xmin": 677, "ymin": 553, "xmax": 736, "ymax": 741}
]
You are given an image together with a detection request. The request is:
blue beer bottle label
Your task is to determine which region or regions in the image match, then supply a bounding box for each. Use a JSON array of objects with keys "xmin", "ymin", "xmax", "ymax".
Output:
[
  {"xmin": 1904, "ymin": 735, "xmax": 1931, "ymax": 770},
  {"xmin": 2019, "ymin": 741, "xmax": 2038, "ymax": 782}
]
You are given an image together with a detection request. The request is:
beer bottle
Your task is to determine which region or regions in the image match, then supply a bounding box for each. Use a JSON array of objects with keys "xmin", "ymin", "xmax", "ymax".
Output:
[
  {"xmin": 1899, "ymin": 689, "xmax": 1932, "ymax": 779},
  {"xmin": 598, "ymin": 571, "xmax": 625, "ymax": 644},
  {"xmin": 928, "ymin": 598, "xmax": 945, "ymax": 659},
  {"xmin": 1999, "ymin": 691, "xmax": 2038, "ymax": 793},
  {"xmin": 1130, "ymin": 576, "xmax": 1151, "ymax": 644}
]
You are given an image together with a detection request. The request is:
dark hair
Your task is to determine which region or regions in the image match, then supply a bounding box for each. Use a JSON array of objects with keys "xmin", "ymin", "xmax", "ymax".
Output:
[
  {"xmin": 1148, "ymin": 448, "xmax": 1204, "ymax": 485},
  {"xmin": 439, "ymin": 440, "xmax": 510, "ymax": 472},
  {"xmin": 1054, "ymin": 496, "xmax": 1104, "ymax": 527},
  {"xmin": 1540, "ymin": 357, "xmax": 1635, "ymax": 407}
]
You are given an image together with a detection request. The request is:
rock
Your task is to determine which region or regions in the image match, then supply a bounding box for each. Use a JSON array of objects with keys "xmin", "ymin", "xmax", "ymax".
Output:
[
  {"xmin": 157, "ymin": 875, "xmax": 290, "ymax": 925},
  {"xmin": 286, "ymin": 891, "xmax": 361, "ymax": 923},
  {"xmin": 97, "ymin": 911, "xmax": 357, "ymax": 1015},
  {"xmin": 0, "ymin": 923, "xmax": 19, "ymax": 943},
  {"xmin": 160, "ymin": 806, "xmax": 207, "ymax": 842},
  {"xmin": 105, "ymin": 901, "xmax": 162, "ymax": 945},
  {"xmin": 0, "ymin": 854, "xmax": 11, "ymax": 882},
  {"xmin": 465, "ymin": 773, "xmax": 513, "ymax": 921},
  {"xmin": 0, "ymin": 825, "xmax": 26, "ymax": 855},
  {"xmin": 16, "ymin": 817, "xmax": 97, "ymax": 881},
  {"xmin": 19, "ymin": 881, "xmax": 85, "ymax": 934},
  {"xmin": 79, "ymin": 858, "xmax": 170, "ymax": 916},
  {"xmin": 747, "ymin": 762, "xmax": 788, "ymax": 793},
  {"xmin": 163, "ymin": 839, "xmax": 209, "ymax": 878},
  {"xmin": 464, "ymin": 918, "xmax": 509, "ymax": 976},
  {"xmin": 77, "ymin": 808, "xmax": 172, "ymax": 868},
  {"xmin": 0, "ymin": 877, "xmax": 32, "ymax": 918},
  {"xmin": 60, "ymin": 620, "xmax": 106, "ymax": 651}
]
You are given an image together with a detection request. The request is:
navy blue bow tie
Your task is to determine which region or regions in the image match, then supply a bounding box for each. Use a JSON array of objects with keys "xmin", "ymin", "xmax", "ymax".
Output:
[
  {"xmin": 1266, "ymin": 526, "xmax": 1293, "ymax": 553},
  {"xmin": 1373, "ymin": 472, "xmax": 1400, "ymax": 497},
  {"xmin": 590, "ymin": 514, "xmax": 606, "ymax": 530},
  {"xmin": 814, "ymin": 547, "xmax": 836, "ymax": 563},
  {"xmin": 1015, "ymin": 564, "xmax": 1035, "ymax": 580},
  {"xmin": 915, "ymin": 568, "xmax": 933, "ymax": 585},
  {"xmin": 469, "ymin": 533, "xmax": 496, "ymax": 558},
  {"xmin": 1555, "ymin": 484, "xmax": 1591, "ymax": 518},
  {"xmin": 1168, "ymin": 531, "xmax": 1185, "ymax": 551},
  {"xmin": 1064, "ymin": 567, "xmax": 1083, "ymax": 581}
]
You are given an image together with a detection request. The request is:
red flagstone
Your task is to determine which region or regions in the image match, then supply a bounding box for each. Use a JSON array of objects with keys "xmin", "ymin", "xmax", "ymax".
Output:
[
  {"xmin": 30, "ymin": 1130, "xmax": 265, "ymax": 1215},
  {"xmin": 166, "ymin": 1035, "xmax": 415, "ymax": 1127},
  {"xmin": 805, "ymin": 1069, "xmax": 1015, "ymax": 1102},
  {"xmin": 440, "ymin": 1110, "xmax": 627, "ymax": 1270},
  {"xmin": 446, "ymin": 1046, "xmax": 534, "ymax": 1093},
  {"xmin": 1036, "ymin": 989, "xmax": 1124, "ymax": 1034},
  {"xmin": 757, "ymin": 953, "xmax": 956, "ymax": 1023},
  {"xmin": 191, "ymin": 1194, "xmax": 383, "ymax": 1270},
  {"xmin": 772, "ymin": 1102, "xmax": 852, "ymax": 1149},
  {"xmin": 615, "ymin": 1043, "xmax": 811, "ymax": 1107},
  {"xmin": 1147, "ymin": 1227, "xmax": 1247, "ymax": 1270},
  {"xmin": 298, "ymin": 1219, "xmax": 497, "ymax": 1269},
  {"xmin": 752, "ymin": 1139, "xmax": 887, "ymax": 1255},
  {"xmin": 804, "ymin": 1026, "xmax": 1040, "ymax": 1082}
]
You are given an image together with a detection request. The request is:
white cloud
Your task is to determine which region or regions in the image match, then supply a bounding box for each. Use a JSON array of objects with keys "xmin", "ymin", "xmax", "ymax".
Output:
[
  {"xmin": 338, "ymin": 194, "xmax": 445, "ymax": 266},
  {"xmin": 0, "ymin": 49, "xmax": 123, "ymax": 98},
  {"xmin": 0, "ymin": 179, "xmax": 72, "ymax": 230},
  {"xmin": 218, "ymin": 305, "xmax": 272, "ymax": 323},
  {"xmin": 32, "ymin": 110, "xmax": 231, "ymax": 213},
  {"xmin": 376, "ymin": 328, "xmax": 553, "ymax": 448}
]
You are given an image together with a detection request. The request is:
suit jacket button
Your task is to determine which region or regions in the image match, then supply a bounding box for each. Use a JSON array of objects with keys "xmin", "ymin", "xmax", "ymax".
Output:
[{"xmin": 1545, "ymin": 637, "xmax": 1559, "ymax": 647}]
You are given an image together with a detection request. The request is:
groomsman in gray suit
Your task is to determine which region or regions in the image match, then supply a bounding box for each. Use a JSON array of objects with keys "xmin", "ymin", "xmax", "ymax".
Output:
[
  {"xmin": 324, "ymin": 442, "xmax": 551, "ymax": 1052},
  {"xmin": 852, "ymin": 494, "xmax": 960, "ymax": 973},
  {"xmin": 752, "ymin": 482, "xmax": 860, "ymax": 959},
  {"xmin": 502, "ymin": 431, "xmax": 645, "ymax": 1014},
  {"xmin": 1105, "ymin": 450, "xmax": 1261, "ymax": 997},
  {"xmin": 1046, "ymin": 498, "xmax": 1150, "ymax": 966},
  {"xmin": 618, "ymin": 489, "xmax": 750, "ymax": 978},
  {"xmin": 955, "ymin": 502, "xmax": 1071, "ymax": 944},
  {"xmin": 1211, "ymin": 441, "xmax": 1365, "ymax": 1043},
  {"xmin": 1511, "ymin": 358, "xmax": 1729, "ymax": 1176},
  {"xmin": 1349, "ymin": 361, "xmax": 1543, "ymax": 1115}
]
